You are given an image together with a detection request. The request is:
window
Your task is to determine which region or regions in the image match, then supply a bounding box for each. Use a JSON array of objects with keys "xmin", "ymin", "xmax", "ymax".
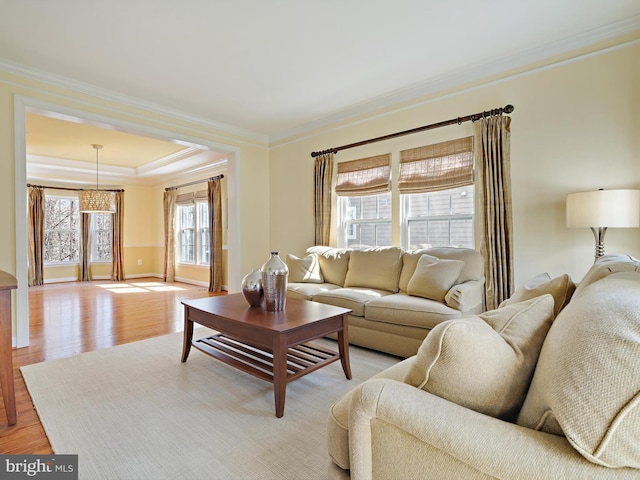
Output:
[
  {"xmin": 335, "ymin": 137, "xmax": 475, "ymax": 250},
  {"xmin": 177, "ymin": 205, "xmax": 195, "ymax": 263},
  {"xmin": 339, "ymin": 193, "xmax": 392, "ymax": 248},
  {"xmin": 44, "ymin": 196, "xmax": 80, "ymax": 263},
  {"xmin": 403, "ymin": 186, "xmax": 474, "ymax": 249},
  {"xmin": 92, "ymin": 213, "xmax": 112, "ymax": 262},
  {"xmin": 176, "ymin": 192, "xmax": 210, "ymax": 265},
  {"xmin": 336, "ymin": 154, "xmax": 392, "ymax": 248},
  {"xmin": 399, "ymin": 137, "xmax": 474, "ymax": 250},
  {"xmin": 44, "ymin": 195, "xmax": 114, "ymax": 264},
  {"xmin": 197, "ymin": 202, "xmax": 210, "ymax": 264}
]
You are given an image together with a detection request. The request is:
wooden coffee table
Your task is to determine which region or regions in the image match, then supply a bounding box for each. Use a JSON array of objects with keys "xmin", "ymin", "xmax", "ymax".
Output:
[{"xmin": 181, "ymin": 293, "xmax": 352, "ymax": 417}]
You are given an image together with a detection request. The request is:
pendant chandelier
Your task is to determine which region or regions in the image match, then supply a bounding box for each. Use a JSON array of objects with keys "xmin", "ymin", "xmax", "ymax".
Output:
[{"xmin": 80, "ymin": 144, "xmax": 116, "ymax": 214}]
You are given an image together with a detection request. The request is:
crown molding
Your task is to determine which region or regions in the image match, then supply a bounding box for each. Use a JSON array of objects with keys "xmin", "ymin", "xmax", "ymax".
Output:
[
  {"xmin": 26, "ymin": 149, "xmax": 227, "ymax": 187},
  {"xmin": 270, "ymin": 15, "xmax": 640, "ymax": 143},
  {"xmin": 134, "ymin": 147, "xmax": 203, "ymax": 175},
  {"xmin": 0, "ymin": 59, "xmax": 269, "ymax": 145}
]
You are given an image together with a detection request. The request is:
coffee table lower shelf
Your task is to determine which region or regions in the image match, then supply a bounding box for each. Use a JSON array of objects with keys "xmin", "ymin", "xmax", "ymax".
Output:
[{"xmin": 193, "ymin": 333, "xmax": 342, "ymax": 384}]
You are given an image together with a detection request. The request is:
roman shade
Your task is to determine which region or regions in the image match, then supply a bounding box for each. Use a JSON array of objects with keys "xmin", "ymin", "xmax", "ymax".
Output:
[
  {"xmin": 335, "ymin": 154, "xmax": 391, "ymax": 196},
  {"xmin": 398, "ymin": 137, "xmax": 473, "ymax": 194}
]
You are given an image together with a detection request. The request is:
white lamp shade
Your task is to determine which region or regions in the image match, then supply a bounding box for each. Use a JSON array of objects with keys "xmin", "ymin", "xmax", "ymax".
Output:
[
  {"xmin": 566, "ymin": 189, "xmax": 640, "ymax": 228},
  {"xmin": 80, "ymin": 190, "xmax": 116, "ymax": 213}
]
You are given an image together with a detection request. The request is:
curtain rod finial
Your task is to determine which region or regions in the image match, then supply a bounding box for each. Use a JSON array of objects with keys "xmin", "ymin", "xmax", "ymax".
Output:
[{"xmin": 504, "ymin": 105, "xmax": 514, "ymax": 114}]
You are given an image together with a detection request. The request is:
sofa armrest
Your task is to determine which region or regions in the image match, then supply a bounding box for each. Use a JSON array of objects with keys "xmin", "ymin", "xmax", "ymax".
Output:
[
  {"xmin": 445, "ymin": 278, "xmax": 484, "ymax": 313},
  {"xmin": 349, "ymin": 379, "xmax": 637, "ymax": 480}
]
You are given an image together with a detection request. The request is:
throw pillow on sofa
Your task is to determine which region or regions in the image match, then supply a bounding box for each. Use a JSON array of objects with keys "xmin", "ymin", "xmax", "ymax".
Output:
[
  {"xmin": 398, "ymin": 249, "xmax": 430, "ymax": 292},
  {"xmin": 404, "ymin": 294, "xmax": 555, "ymax": 421},
  {"xmin": 406, "ymin": 254, "xmax": 464, "ymax": 302},
  {"xmin": 500, "ymin": 272, "xmax": 576, "ymax": 317},
  {"xmin": 306, "ymin": 246, "xmax": 350, "ymax": 286},
  {"xmin": 286, "ymin": 254, "xmax": 324, "ymax": 283}
]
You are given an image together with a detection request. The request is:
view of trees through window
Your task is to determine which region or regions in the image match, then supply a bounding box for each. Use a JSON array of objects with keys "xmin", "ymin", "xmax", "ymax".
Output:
[
  {"xmin": 44, "ymin": 196, "xmax": 79, "ymax": 263},
  {"xmin": 92, "ymin": 213, "xmax": 112, "ymax": 262},
  {"xmin": 44, "ymin": 196, "xmax": 113, "ymax": 264}
]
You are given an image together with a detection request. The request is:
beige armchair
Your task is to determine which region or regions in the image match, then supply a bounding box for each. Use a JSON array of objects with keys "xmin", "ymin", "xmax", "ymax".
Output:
[{"xmin": 328, "ymin": 255, "xmax": 640, "ymax": 479}]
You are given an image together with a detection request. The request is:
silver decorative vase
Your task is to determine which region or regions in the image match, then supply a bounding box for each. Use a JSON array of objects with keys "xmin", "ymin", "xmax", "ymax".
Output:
[
  {"xmin": 261, "ymin": 252, "xmax": 288, "ymax": 312},
  {"xmin": 241, "ymin": 269, "xmax": 264, "ymax": 307}
]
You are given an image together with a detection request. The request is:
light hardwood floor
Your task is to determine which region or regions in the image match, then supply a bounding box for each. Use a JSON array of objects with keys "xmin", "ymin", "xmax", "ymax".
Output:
[{"xmin": 0, "ymin": 278, "xmax": 223, "ymax": 454}]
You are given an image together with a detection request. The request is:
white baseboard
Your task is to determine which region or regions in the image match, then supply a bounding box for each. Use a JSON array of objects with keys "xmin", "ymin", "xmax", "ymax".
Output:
[
  {"xmin": 41, "ymin": 273, "xmax": 227, "ymax": 290},
  {"xmin": 124, "ymin": 273, "xmax": 163, "ymax": 280},
  {"xmin": 43, "ymin": 277, "xmax": 77, "ymax": 284}
]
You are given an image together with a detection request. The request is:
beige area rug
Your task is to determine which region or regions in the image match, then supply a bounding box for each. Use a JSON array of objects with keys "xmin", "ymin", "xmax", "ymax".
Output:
[{"xmin": 21, "ymin": 328, "xmax": 398, "ymax": 480}]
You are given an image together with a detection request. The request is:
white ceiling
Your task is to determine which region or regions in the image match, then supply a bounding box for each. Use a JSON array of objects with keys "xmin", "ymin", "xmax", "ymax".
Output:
[{"xmin": 1, "ymin": 0, "xmax": 639, "ymax": 185}]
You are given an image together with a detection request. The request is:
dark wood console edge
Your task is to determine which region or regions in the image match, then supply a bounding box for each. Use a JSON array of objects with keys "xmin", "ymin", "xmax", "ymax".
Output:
[{"xmin": 0, "ymin": 270, "xmax": 18, "ymax": 426}]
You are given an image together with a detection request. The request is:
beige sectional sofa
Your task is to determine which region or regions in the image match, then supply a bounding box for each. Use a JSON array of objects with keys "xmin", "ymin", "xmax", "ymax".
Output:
[
  {"xmin": 327, "ymin": 254, "xmax": 640, "ymax": 479},
  {"xmin": 286, "ymin": 245, "xmax": 485, "ymax": 358}
]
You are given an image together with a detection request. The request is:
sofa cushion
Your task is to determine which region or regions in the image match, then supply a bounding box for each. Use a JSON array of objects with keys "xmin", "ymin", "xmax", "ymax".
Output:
[
  {"xmin": 404, "ymin": 295, "xmax": 555, "ymax": 421},
  {"xmin": 500, "ymin": 272, "xmax": 576, "ymax": 317},
  {"xmin": 286, "ymin": 282, "xmax": 341, "ymax": 301},
  {"xmin": 406, "ymin": 255, "xmax": 464, "ymax": 302},
  {"xmin": 306, "ymin": 246, "xmax": 351, "ymax": 286},
  {"xmin": 517, "ymin": 272, "xmax": 640, "ymax": 468},
  {"xmin": 312, "ymin": 287, "xmax": 390, "ymax": 317},
  {"xmin": 365, "ymin": 293, "xmax": 462, "ymax": 329},
  {"xmin": 286, "ymin": 253, "xmax": 324, "ymax": 283},
  {"xmin": 343, "ymin": 247, "xmax": 403, "ymax": 293}
]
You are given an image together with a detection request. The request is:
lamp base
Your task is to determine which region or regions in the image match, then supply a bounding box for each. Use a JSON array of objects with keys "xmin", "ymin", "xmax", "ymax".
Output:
[{"xmin": 590, "ymin": 226, "xmax": 607, "ymax": 261}]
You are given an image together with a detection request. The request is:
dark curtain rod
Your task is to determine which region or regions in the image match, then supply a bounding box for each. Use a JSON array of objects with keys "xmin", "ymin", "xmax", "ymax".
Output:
[
  {"xmin": 164, "ymin": 174, "xmax": 224, "ymax": 192},
  {"xmin": 311, "ymin": 104, "xmax": 514, "ymax": 157},
  {"xmin": 27, "ymin": 184, "xmax": 124, "ymax": 192}
]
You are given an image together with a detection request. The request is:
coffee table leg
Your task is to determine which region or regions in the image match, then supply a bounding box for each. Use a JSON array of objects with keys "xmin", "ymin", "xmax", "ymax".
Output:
[
  {"xmin": 273, "ymin": 337, "xmax": 288, "ymax": 418},
  {"xmin": 181, "ymin": 307, "xmax": 193, "ymax": 363},
  {"xmin": 338, "ymin": 315, "xmax": 352, "ymax": 380}
]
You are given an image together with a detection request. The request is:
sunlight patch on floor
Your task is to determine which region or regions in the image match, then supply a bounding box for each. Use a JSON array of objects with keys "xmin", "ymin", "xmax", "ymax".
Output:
[
  {"xmin": 107, "ymin": 287, "xmax": 148, "ymax": 294},
  {"xmin": 95, "ymin": 282, "xmax": 187, "ymax": 293}
]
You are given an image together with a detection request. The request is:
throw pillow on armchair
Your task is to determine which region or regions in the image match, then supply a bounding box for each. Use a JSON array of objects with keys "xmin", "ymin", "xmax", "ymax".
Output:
[{"xmin": 404, "ymin": 294, "xmax": 555, "ymax": 421}]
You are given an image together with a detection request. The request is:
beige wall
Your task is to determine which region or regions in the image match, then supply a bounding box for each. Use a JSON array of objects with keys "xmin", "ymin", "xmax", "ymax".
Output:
[{"xmin": 269, "ymin": 39, "xmax": 640, "ymax": 286}]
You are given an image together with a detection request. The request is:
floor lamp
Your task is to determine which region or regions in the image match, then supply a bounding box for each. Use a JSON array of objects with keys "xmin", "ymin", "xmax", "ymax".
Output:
[{"xmin": 566, "ymin": 189, "xmax": 640, "ymax": 261}]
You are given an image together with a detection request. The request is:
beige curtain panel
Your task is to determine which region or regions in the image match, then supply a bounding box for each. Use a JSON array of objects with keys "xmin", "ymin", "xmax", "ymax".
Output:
[
  {"xmin": 208, "ymin": 179, "xmax": 223, "ymax": 292},
  {"xmin": 163, "ymin": 190, "xmax": 177, "ymax": 282},
  {"xmin": 335, "ymin": 153, "xmax": 391, "ymax": 197},
  {"xmin": 398, "ymin": 137, "xmax": 473, "ymax": 194},
  {"xmin": 474, "ymin": 115, "xmax": 514, "ymax": 310},
  {"xmin": 27, "ymin": 186, "xmax": 45, "ymax": 287},
  {"xmin": 111, "ymin": 191, "xmax": 125, "ymax": 281},
  {"xmin": 79, "ymin": 212, "xmax": 92, "ymax": 282},
  {"xmin": 314, "ymin": 153, "xmax": 334, "ymax": 246}
]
